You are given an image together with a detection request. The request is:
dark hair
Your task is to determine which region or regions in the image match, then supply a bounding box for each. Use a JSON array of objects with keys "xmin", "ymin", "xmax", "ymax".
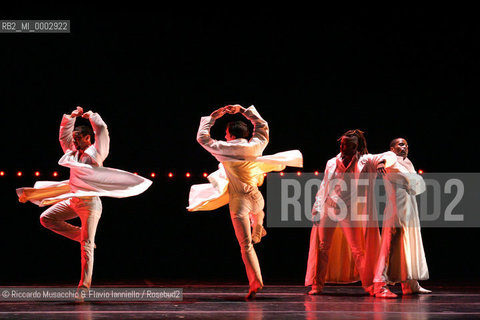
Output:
[
  {"xmin": 74, "ymin": 125, "xmax": 94, "ymax": 143},
  {"xmin": 338, "ymin": 129, "xmax": 368, "ymax": 155},
  {"xmin": 227, "ymin": 121, "xmax": 249, "ymax": 139},
  {"xmin": 389, "ymin": 138, "xmax": 404, "ymax": 148}
]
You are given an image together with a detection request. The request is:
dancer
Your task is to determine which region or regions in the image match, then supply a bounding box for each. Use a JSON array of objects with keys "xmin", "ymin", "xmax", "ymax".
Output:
[
  {"xmin": 188, "ymin": 104, "xmax": 302, "ymax": 299},
  {"xmin": 17, "ymin": 106, "xmax": 152, "ymax": 295},
  {"xmin": 372, "ymin": 138, "xmax": 431, "ymax": 298},
  {"xmin": 305, "ymin": 129, "xmax": 397, "ymax": 295}
]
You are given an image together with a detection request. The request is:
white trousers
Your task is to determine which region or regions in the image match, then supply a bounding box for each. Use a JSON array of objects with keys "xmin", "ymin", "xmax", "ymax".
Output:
[
  {"xmin": 373, "ymin": 226, "xmax": 422, "ymax": 293},
  {"xmin": 229, "ymin": 190, "xmax": 265, "ymax": 290},
  {"xmin": 310, "ymin": 214, "xmax": 368, "ymax": 289},
  {"xmin": 40, "ymin": 197, "xmax": 102, "ymax": 288}
]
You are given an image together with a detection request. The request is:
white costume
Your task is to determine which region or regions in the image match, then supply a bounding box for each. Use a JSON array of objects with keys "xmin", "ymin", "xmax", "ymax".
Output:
[
  {"xmin": 305, "ymin": 152, "xmax": 397, "ymax": 292},
  {"xmin": 188, "ymin": 106, "xmax": 302, "ymax": 291},
  {"xmin": 373, "ymin": 156, "xmax": 429, "ymax": 292},
  {"xmin": 17, "ymin": 112, "xmax": 152, "ymax": 288}
]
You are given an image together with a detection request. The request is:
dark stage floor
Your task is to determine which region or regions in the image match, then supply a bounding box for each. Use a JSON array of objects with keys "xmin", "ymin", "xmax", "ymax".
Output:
[{"xmin": 1, "ymin": 284, "xmax": 479, "ymax": 319}]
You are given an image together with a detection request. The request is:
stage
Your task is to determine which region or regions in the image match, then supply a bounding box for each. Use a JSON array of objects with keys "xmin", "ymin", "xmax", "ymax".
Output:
[
  {"xmin": 0, "ymin": 9, "xmax": 476, "ymax": 320},
  {"xmin": 1, "ymin": 284, "xmax": 479, "ymax": 319}
]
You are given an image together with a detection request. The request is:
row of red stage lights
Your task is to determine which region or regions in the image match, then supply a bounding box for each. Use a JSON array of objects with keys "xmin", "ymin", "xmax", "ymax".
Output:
[
  {"xmin": 0, "ymin": 171, "xmax": 59, "ymax": 177},
  {"xmin": 150, "ymin": 171, "xmax": 320, "ymax": 178},
  {"xmin": 0, "ymin": 171, "xmax": 320, "ymax": 178},
  {"xmin": 0, "ymin": 170, "xmax": 425, "ymax": 178}
]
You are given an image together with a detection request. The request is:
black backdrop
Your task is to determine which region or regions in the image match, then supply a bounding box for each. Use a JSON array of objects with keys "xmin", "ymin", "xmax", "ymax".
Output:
[{"xmin": 0, "ymin": 9, "xmax": 476, "ymax": 286}]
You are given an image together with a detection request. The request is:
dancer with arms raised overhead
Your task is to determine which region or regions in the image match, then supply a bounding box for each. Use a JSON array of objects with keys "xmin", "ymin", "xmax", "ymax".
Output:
[
  {"xmin": 189, "ymin": 104, "xmax": 302, "ymax": 299},
  {"xmin": 17, "ymin": 106, "xmax": 152, "ymax": 299}
]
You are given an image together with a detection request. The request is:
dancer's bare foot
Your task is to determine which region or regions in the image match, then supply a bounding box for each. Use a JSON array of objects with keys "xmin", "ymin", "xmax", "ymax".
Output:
[
  {"xmin": 245, "ymin": 286, "xmax": 262, "ymax": 300},
  {"xmin": 403, "ymin": 286, "xmax": 432, "ymax": 295},
  {"xmin": 375, "ymin": 287, "xmax": 398, "ymax": 299},
  {"xmin": 252, "ymin": 225, "xmax": 267, "ymax": 244},
  {"xmin": 75, "ymin": 286, "xmax": 88, "ymax": 303},
  {"xmin": 416, "ymin": 287, "xmax": 432, "ymax": 294},
  {"xmin": 307, "ymin": 285, "xmax": 322, "ymax": 295}
]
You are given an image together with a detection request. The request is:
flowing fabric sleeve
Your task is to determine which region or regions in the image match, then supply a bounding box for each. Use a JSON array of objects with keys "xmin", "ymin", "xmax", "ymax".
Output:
[
  {"xmin": 196, "ymin": 105, "xmax": 269, "ymax": 157},
  {"xmin": 242, "ymin": 105, "xmax": 269, "ymax": 153},
  {"xmin": 368, "ymin": 151, "xmax": 397, "ymax": 168},
  {"xmin": 89, "ymin": 113, "xmax": 110, "ymax": 163},
  {"xmin": 311, "ymin": 179, "xmax": 326, "ymax": 218},
  {"xmin": 403, "ymin": 173, "xmax": 426, "ymax": 195},
  {"xmin": 196, "ymin": 116, "xmax": 231, "ymax": 154},
  {"xmin": 386, "ymin": 166, "xmax": 426, "ymax": 196},
  {"xmin": 311, "ymin": 160, "xmax": 334, "ymax": 219},
  {"xmin": 59, "ymin": 114, "xmax": 76, "ymax": 153}
]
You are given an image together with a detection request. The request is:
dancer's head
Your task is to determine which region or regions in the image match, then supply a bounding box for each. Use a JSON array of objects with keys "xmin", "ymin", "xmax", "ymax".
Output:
[
  {"xmin": 390, "ymin": 138, "xmax": 408, "ymax": 158},
  {"xmin": 338, "ymin": 129, "xmax": 368, "ymax": 157},
  {"xmin": 226, "ymin": 121, "xmax": 249, "ymax": 141},
  {"xmin": 73, "ymin": 125, "xmax": 94, "ymax": 151}
]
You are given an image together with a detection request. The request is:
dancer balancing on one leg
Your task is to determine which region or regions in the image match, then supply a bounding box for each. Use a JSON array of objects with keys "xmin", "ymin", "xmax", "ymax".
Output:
[
  {"xmin": 188, "ymin": 104, "xmax": 302, "ymax": 299},
  {"xmin": 372, "ymin": 138, "xmax": 431, "ymax": 298},
  {"xmin": 17, "ymin": 106, "xmax": 152, "ymax": 297}
]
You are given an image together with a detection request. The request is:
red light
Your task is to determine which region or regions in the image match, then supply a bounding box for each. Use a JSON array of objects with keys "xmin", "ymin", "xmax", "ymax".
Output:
[
  {"xmin": 418, "ymin": 169, "xmax": 424, "ymax": 174},
  {"xmin": 133, "ymin": 172, "xmax": 138, "ymax": 175},
  {"xmin": 297, "ymin": 171, "xmax": 302, "ymax": 176},
  {"xmin": 314, "ymin": 171, "xmax": 319, "ymax": 176},
  {"xmin": 263, "ymin": 173, "xmax": 267, "ymax": 177},
  {"xmin": 35, "ymin": 171, "xmax": 40, "ymax": 177},
  {"xmin": 186, "ymin": 172, "xmax": 191, "ymax": 178},
  {"xmin": 168, "ymin": 172, "xmax": 173, "ymax": 178},
  {"xmin": 17, "ymin": 171, "xmax": 22, "ymax": 177},
  {"xmin": 203, "ymin": 172, "xmax": 208, "ymax": 178},
  {"xmin": 0, "ymin": 171, "xmax": 4, "ymax": 176},
  {"xmin": 53, "ymin": 171, "xmax": 58, "ymax": 177},
  {"xmin": 150, "ymin": 172, "xmax": 156, "ymax": 178},
  {"xmin": 280, "ymin": 172, "xmax": 284, "ymax": 176}
]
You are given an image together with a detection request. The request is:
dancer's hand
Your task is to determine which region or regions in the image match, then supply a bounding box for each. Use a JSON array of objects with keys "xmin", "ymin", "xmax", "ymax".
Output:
[
  {"xmin": 377, "ymin": 162, "xmax": 386, "ymax": 176},
  {"xmin": 210, "ymin": 107, "xmax": 227, "ymax": 120},
  {"xmin": 71, "ymin": 106, "xmax": 84, "ymax": 118},
  {"xmin": 326, "ymin": 196, "xmax": 338, "ymax": 208},
  {"xmin": 225, "ymin": 104, "xmax": 246, "ymax": 114},
  {"xmin": 82, "ymin": 110, "xmax": 94, "ymax": 119}
]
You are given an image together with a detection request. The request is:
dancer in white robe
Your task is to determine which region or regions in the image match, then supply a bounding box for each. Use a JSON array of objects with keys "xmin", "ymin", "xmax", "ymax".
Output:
[
  {"xmin": 305, "ymin": 129, "xmax": 397, "ymax": 295},
  {"xmin": 17, "ymin": 106, "xmax": 152, "ymax": 293},
  {"xmin": 188, "ymin": 104, "xmax": 302, "ymax": 299},
  {"xmin": 372, "ymin": 138, "xmax": 430, "ymax": 298}
]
